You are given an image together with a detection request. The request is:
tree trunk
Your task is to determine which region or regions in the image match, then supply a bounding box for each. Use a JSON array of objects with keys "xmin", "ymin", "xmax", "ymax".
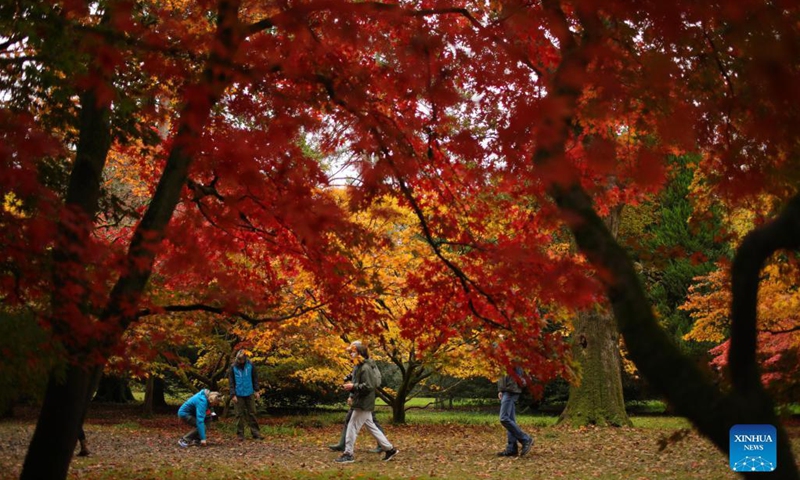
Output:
[
  {"xmin": 559, "ymin": 206, "xmax": 630, "ymax": 427},
  {"xmin": 93, "ymin": 375, "xmax": 135, "ymax": 403},
  {"xmin": 19, "ymin": 3, "xmax": 244, "ymax": 478},
  {"xmin": 558, "ymin": 308, "xmax": 631, "ymax": 427},
  {"xmin": 152, "ymin": 377, "xmax": 168, "ymax": 408},
  {"xmin": 532, "ymin": 10, "xmax": 798, "ymax": 475},
  {"xmin": 391, "ymin": 396, "xmax": 406, "ymax": 424},
  {"xmin": 21, "ymin": 71, "xmax": 112, "ymax": 480},
  {"xmin": 143, "ymin": 376, "xmax": 155, "ymax": 416},
  {"xmin": 20, "ymin": 365, "xmax": 99, "ymax": 480},
  {"xmin": 144, "ymin": 376, "xmax": 169, "ymax": 416},
  {"xmin": 1, "ymin": 401, "xmax": 13, "ymax": 419}
]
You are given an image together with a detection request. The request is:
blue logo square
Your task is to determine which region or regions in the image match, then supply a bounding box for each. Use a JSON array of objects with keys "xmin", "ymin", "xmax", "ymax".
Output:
[{"xmin": 730, "ymin": 424, "xmax": 777, "ymax": 472}]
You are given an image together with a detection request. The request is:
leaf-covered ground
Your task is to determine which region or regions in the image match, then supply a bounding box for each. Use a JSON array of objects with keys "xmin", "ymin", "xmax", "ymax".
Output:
[{"xmin": 1, "ymin": 407, "xmax": 798, "ymax": 479}]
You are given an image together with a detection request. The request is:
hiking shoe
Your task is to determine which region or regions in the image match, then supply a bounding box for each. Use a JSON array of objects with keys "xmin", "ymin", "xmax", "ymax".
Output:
[
  {"xmin": 178, "ymin": 439, "xmax": 189, "ymax": 448},
  {"xmin": 335, "ymin": 453, "xmax": 355, "ymax": 463},
  {"xmin": 252, "ymin": 434, "xmax": 263, "ymax": 440},
  {"xmin": 328, "ymin": 444, "xmax": 345, "ymax": 452},
  {"xmin": 190, "ymin": 439, "xmax": 201, "ymax": 447},
  {"xmin": 237, "ymin": 435, "xmax": 245, "ymax": 442},
  {"xmin": 383, "ymin": 448, "xmax": 399, "ymax": 461},
  {"xmin": 368, "ymin": 446, "xmax": 383, "ymax": 453},
  {"xmin": 496, "ymin": 450, "xmax": 517, "ymax": 457},
  {"xmin": 77, "ymin": 449, "xmax": 90, "ymax": 457},
  {"xmin": 520, "ymin": 439, "xmax": 534, "ymax": 457}
]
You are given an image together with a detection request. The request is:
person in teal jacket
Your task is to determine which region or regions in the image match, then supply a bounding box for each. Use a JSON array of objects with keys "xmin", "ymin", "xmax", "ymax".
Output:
[
  {"xmin": 178, "ymin": 389, "xmax": 222, "ymax": 447},
  {"xmin": 229, "ymin": 350, "xmax": 262, "ymax": 440}
]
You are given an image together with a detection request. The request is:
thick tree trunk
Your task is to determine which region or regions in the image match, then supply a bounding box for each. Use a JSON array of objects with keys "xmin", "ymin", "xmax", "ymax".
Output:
[
  {"xmin": 20, "ymin": 366, "xmax": 100, "ymax": 480},
  {"xmin": 559, "ymin": 206, "xmax": 630, "ymax": 427},
  {"xmin": 391, "ymin": 396, "xmax": 407, "ymax": 424},
  {"xmin": 93, "ymin": 375, "xmax": 135, "ymax": 403},
  {"xmin": 153, "ymin": 377, "xmax": 168, "ymax": 407},
  {"xmin": 1, "ymin": 401, "xmax": 13, "ymax": 419},
  {"xmin": 21, "ymin": 68, "xmax": 113, "ymax": 480},
  {"xmin": 532, "ymin": 7, "xmax": 798, "ymax": 477},
  {"xmin": 555, "ymin": 183, "xmax": 799, "ymax": 480},
  {"xmin": 20, "ymin": 4, "xmax": 244, "ymax": 478},
  {"xmin": 558, "ymin": 308, "xmax": 631, "ymax": 427},
  {"xmin": 143, "ymin": 376, "xmax": 167, "ymax": 415}
]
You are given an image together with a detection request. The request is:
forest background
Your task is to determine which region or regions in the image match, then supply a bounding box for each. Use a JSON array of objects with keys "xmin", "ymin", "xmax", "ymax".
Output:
[{"xmin": 1, "ymin": 0, "xmax": 800, "ymax": 479}]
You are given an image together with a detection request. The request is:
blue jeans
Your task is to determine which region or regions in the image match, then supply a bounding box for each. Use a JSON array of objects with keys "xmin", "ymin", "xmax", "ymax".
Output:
[{"xmin": 499, "ymin": 392, "xmax": 530, "ymax": 453}]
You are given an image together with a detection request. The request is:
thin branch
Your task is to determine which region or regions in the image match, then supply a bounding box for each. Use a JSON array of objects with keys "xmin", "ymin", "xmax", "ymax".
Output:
[
  {"xmin": 389, "ymin": 163, "xmax": 510, "ymax": 330},
  {"xmin": 315, "ymin": 62, "xmax": 513, "ymax": 331},
  {"xmin": 136, "ymin": 300, "xmax": 327, "ymax": 325},
  {"xmin": 701, "ymin": 24, "xmax": 736, "ymax": 100},
  {"xmin": 762, "ymin": 325, "xmax": 800, "ymax": 335},
  {"xmin": 403, "ymin": 401, "xmax": 436, "ymax": 411},
  {"xmin": 185, "ymin": 369, "xmax": 215, "ymax": 387},
  {"xmin": 187, "ymin": 176, "xmax": 224, "ymax": 202}
]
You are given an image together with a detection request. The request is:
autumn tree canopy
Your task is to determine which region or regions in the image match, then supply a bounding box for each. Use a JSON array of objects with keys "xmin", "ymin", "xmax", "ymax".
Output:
[{"xmin": 2, "ymin": 0, "xmax": 800, "ymax": 479}]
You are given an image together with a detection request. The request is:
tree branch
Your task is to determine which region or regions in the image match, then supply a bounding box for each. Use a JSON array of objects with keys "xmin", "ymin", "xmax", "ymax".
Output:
[
  {"xmin": 763, "ymin": 325, "xmax": 800, "ymax": 335},
  {"xmin": 730, "ymin": 193, "xmax": 800, "ymax": 393},
  {"xmin": 136, "ymin": 300, "xmax": 328, "ymax": 326}
]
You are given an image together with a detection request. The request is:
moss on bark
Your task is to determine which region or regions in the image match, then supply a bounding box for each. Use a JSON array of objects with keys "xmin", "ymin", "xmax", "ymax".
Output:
[{"xmin": 558, "ymin": 308, "xmax": 631, "ymax": 428}]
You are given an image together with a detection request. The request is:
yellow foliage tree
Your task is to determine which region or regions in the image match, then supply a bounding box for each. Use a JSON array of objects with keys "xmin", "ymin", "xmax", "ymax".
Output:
[{"xmin": 682, "ymin": 195, "xmax": 800, "ymax": 402}]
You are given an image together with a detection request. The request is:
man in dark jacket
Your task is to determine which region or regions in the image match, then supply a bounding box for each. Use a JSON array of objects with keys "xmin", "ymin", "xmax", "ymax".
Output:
[
  {"xmin": 229, "ymin": 350, "xmax": 262, "ymax": 440},
  {"xmin": 328, "ymin": 364, "xmax": 385, "ymax": 453},
  {"xmin": 497, "ymin": 366, "xmax": 533, "ymax": 457},
  {"xmin": 334, "ymin": 341, "xmax": 398, "ymax": 464}
]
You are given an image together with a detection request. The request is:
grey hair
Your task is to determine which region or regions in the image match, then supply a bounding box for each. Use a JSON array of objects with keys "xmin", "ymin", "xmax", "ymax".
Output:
[{"xmin": 350, "ymin": 340, "xmax": 369, "ymax": 358}]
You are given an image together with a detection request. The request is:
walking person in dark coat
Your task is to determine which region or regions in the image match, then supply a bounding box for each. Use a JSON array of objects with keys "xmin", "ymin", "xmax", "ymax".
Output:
[
  {"xmin": 333, "ymin": 341, "xmax": 398, "ymax": 464},
  {"xmin": 329, "ymin": 360, "xmax": 384, "ymax": 453},
  {"xmin": 496, "ymin": 366, "xmax": 533, "ymax": 457}
]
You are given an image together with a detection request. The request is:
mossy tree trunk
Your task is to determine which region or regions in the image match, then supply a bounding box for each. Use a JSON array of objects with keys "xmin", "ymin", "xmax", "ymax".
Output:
[
  {"xmin": 558, "ymin": 307, "xmax": 631, "ymax": 427},
  {"xmin": 530, "ymin": 13, "xmax": 797, "ymax": 475},
  {"xmin": 558, "ymin": 206, "xmax": 631, "ymax": 427}
]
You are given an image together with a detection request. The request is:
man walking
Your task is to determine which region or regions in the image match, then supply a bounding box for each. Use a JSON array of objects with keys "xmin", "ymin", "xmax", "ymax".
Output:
[
  {"xmin": 334, "ymin": 341, "xmax": 398, "ymax": 464},
  {"xmin": 328, "ymin": 369, "xmax": 385, "ymax": 454},
  {"xmin": 229, "ymin": 349, "xmax": 262, "ymax": 440},
  {"xmin": 497, "ymin": 366, "xmax": 533, "ymax": 457}
]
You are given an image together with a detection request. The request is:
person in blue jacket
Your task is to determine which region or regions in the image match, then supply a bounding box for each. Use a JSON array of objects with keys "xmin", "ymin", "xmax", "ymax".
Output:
[
  {"xmin": 178, "ymin": 389, "xmax": 222, "ymax": 447},
  {"xmin": 229, "ymin": 349, "xmax": 262, "ymax": 440}
]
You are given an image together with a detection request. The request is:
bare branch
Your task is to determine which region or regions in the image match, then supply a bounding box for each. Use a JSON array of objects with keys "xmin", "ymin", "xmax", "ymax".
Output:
[
  {"xmin": 730, "ymin": 193, "xmax": 800, "ymax": 392},
  {"xmin": 136, "ymin": 300, "xmax": 328, "ymax": 325}
]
